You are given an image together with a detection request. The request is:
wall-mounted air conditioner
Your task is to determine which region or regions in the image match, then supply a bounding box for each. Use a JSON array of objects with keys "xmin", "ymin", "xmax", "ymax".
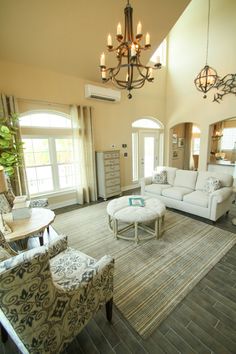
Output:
[{"xmin": 85, "ymin": 84, "xmax": 121, "ymax": 103}]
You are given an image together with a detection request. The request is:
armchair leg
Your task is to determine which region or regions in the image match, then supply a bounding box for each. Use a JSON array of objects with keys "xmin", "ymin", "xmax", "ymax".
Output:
[
  {"xmin": 106, "ymin": 298, "xmax": 113, "ymax": 322},
  {"xmin": 1, "ymin": 324, "xmax": 8, "ymax": 343}
]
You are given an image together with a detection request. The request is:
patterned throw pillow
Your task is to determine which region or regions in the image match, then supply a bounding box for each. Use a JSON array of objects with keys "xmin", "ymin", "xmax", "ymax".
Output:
[
  {"xmin": 204, "ymin": 177, "xmax": 221, "ymax": 194},
  {"xmin": 152, "ymin": 170, "xmax": 168, "ymax": 184}
]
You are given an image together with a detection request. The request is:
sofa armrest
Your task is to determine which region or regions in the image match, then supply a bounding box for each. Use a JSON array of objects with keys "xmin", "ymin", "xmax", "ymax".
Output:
[
  {"xmin": 140, "ymin": 176, "xmax": 152, "ymax": 195},
  {"xmin": 0, "ymin": 246, "xmax": 47, "ymax": 273},
  {"xmin": 209, "ymin": 187, "xmax": 233, "ymax": 203}
]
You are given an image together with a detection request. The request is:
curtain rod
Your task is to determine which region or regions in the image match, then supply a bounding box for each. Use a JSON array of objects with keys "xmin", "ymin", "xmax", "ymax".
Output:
[{"xmin": 17, "ymin": 97, "xmax": 70, "ymax": 108}]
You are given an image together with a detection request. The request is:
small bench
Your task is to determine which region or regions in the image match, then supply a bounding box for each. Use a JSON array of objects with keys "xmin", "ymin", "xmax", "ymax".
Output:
[{"xmin": 107, "ymin": 196, "xmax": 166, "ymax": 243}]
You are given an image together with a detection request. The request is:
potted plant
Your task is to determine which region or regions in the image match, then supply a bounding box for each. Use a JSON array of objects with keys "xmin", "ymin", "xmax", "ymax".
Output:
[{"xmin": 0, "ymin": 113, "xmax": 24, "ymax": 176}]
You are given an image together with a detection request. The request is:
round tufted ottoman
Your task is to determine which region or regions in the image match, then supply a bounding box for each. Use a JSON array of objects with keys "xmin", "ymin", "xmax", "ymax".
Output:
[{"xmin": 107, "ymin": 195, "xmax": 166, "ymax": 243}]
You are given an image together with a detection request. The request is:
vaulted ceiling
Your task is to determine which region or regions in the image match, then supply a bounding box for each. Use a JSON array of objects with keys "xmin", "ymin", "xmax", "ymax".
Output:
[{"xmin": 0, "ymin": 0, "xmax": 191, "ymax": 82}]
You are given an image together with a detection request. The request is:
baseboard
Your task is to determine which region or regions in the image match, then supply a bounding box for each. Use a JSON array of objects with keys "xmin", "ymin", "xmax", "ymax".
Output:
[
  {"xmin": 49, "ymin": 185, "xmax": 140, "ymax": 209},
  {"xmin": 49, "ymin": 198, "xmax": 77, "ymax": 210},
  {"xmin": 121, "ymin": 183, "xmax": 140, "ymax": 192}
]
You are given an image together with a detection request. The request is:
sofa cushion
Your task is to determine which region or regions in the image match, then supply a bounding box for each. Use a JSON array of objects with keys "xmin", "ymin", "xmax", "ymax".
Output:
[
  {"xmin": 145, "ymin": 184, "xmax": 171, "ymax": 196},
  {"xmin": 174, "ymin": 170, "xmax": 198, "ymax": 190},
  {"xmin": 204, "ymin": 177, "xmax": 221, "ymax": 194},
  {"xmin": 183, "ymin": 191, "xmax": 209, "ymax": 208},
  {"xmin": 152, "ymin": 170, "xmax": 168, "ymax": 184},
  {"xmin": 196, "ymin": 171, "xmax": 233, "ymax": 190},
  {"xmin": 162, "ymin": 187, "xmax": 193, "ymax": 201},
  {"xmin": 155, "ymin": 166, "xmax": 177, "ymax": 185}
]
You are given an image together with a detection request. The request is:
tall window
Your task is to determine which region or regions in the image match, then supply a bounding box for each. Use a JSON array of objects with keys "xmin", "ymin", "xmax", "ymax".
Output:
[
  {"xmin": 221, "ymin": 128, "xmax": 236, "ymax": 150},
  {"xmin": 20, "ymin": 112, "xmax": 76, "ymax": 195},
  {"xmin": 192, "ymin": 125, "xmax": 201, "ymax": 155}
]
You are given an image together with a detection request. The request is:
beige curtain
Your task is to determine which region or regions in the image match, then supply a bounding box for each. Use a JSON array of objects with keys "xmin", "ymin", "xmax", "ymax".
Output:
[
  {"xmin": 0, "ymin": 94, "xmax": 28, "ymax": 195},
  {"xmin": 183, "ymin": 123, "xmax": 194, "ymax": 170},
  {"xmin": 70, "ymin": 105, "xmax": 97, "ymax": 204}
]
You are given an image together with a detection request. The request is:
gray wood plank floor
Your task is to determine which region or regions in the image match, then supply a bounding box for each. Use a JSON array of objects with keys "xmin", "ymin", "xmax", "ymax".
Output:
[{"xmin": 1, "ymin": 196, "xmax": 236, "ymax": 354}]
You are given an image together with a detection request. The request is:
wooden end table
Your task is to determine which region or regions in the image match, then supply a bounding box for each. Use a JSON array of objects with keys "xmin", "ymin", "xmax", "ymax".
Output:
[{"xmin": 4, "ymin": 208, "xmax": 55, "ymax": 247}]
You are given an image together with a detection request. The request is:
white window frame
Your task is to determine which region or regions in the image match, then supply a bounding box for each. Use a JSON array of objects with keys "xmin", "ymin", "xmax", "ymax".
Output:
[
  {"xmin": 22, "ymin": 134, "xmax": 75, "ymax": 196},
  {"xmin": 20, "ymin": 111, "xmax": 76, "ymax": 197}
]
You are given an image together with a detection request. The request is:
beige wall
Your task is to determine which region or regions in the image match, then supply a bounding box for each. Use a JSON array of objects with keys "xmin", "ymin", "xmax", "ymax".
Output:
[
  {"xmin": 0, "ymin": 60, "xmax": 167, "ymax": 205},
  {"xmin": 165, "ymin": 0, "xmax": 236, "ymax": 170}
]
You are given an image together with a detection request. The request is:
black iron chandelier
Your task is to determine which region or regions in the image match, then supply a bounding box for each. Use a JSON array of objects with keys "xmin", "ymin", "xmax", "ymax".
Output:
[
  {"xmin": 194, "ymin": 0, "xmax": 218, "ymax": 98},
  {"xmin": 99, "ymin": 0, "xmax": 161, "ymax": 99}
]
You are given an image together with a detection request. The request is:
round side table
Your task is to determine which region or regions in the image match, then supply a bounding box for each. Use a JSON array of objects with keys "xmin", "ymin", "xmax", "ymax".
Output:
[{"xmin": 4, "ymin": 208, "xmax": 55, "ymax": 246}]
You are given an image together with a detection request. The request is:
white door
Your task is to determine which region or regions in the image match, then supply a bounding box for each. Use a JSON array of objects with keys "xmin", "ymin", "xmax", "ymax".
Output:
[{"xmin": 139, "ymin": 131, "xmax": 159, "ymax": 178}]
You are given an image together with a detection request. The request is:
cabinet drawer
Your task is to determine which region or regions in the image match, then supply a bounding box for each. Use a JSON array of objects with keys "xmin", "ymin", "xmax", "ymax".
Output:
[
  {"xmin": 104, "ymin": 152, "xmax": 120, "ymax": 159},
  {"xmin": 105, "ymin": 164, "xmax": 120, "ymax": 173},
  {"xmin": 104, "ymin": 158, "xmax": 119, "ymax": 166},
  {"xmin": 106, "ymin": 185, "xmax": 121, "ymax": 194},
  {"xmin": 106, "ymin": 178, "xmax": 120, "ymax": 187},
  {"xmin": 105, "ymin": 171, "xmax": 120, "ymax": 179}
]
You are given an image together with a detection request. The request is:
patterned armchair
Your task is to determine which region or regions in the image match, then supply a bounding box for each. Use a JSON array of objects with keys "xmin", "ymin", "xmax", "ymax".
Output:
[
  {"xmin": 0, "ymin": 176, "xmax": 48, "ymax": 213},
  {"xmin": 0, "ymin": 232, "xmax": 114, "ymax": 353}
]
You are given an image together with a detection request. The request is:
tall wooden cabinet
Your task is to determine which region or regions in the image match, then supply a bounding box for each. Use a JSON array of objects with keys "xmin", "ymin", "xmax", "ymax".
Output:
[{"xmin": 96, "ymin": 150, "xmax": 121, "ymax": 200}]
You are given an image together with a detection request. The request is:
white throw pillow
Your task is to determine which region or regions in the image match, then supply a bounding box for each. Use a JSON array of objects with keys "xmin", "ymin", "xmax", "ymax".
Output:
[
  {"xmin": 152, "ymin": 170, "xmax": 168, "ymax": 184},
  {"xmin": 204, "ymin": 177, "xmax": 221, "ymax": 194}
]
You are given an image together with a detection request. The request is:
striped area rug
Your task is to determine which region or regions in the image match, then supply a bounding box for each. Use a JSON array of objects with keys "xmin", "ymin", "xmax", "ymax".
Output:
[{"xmin": 53, "ymin": 202, "xmax": 236, "ymax": 338}]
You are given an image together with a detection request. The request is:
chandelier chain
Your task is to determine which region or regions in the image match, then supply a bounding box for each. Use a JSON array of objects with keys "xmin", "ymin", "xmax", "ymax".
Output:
[{"xmin": 205, "ymin": 0, "xmax": 211, "ymax": 65}]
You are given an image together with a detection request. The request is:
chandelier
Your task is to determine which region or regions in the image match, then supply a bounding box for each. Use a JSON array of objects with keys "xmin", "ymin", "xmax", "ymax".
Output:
[
  {"xmin": 99, "ymin": 0, "xmax": 162, "ymax": 99},
  {"xmin": 194, "ymin": 0, "xmax": 218, "ymax": 98}
]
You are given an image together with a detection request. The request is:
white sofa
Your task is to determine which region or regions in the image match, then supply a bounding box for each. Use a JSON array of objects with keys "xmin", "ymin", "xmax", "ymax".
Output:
[{"xmin": 141, "ymin": 167, "xmax": 234, "ymax": 222}]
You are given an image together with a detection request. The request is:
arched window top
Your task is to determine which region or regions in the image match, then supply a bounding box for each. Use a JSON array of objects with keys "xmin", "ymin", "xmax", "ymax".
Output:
[
  {"xmin": 132, "ymin": 118, "xmax": 163, "ymax": 129},
  {"xmin": 20, "ymin": 111, "xmax": 72, "ymax": 128}
]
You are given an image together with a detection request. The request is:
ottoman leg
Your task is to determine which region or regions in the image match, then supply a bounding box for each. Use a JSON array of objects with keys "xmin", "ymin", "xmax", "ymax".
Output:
[
  {"xmin": 155, "ymin": 219, "xmax": 158, "ymax": 239},
  {"xmin": 162, "ymin": 214, "xmax": 165, "ymax": 225},
  {"xmin": 134, "ymin": 222, "xmax": 139, "ymax": 244},
  {"xmin": 160, "ymin": 214, "xmax": 165, "ymax": 236},
  {"xmin": 114, "ymin": 219, "xmax": 118, "ymax": 239},
  {"xmin": 108, "ymin": 215, "xmax": 112, "ymax": 231}
]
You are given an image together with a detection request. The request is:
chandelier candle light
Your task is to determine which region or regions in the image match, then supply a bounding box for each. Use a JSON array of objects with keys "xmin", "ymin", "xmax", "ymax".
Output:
[{"xmin": 99, "ymin": 0, "xmax": 161, "ymax": 99}]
